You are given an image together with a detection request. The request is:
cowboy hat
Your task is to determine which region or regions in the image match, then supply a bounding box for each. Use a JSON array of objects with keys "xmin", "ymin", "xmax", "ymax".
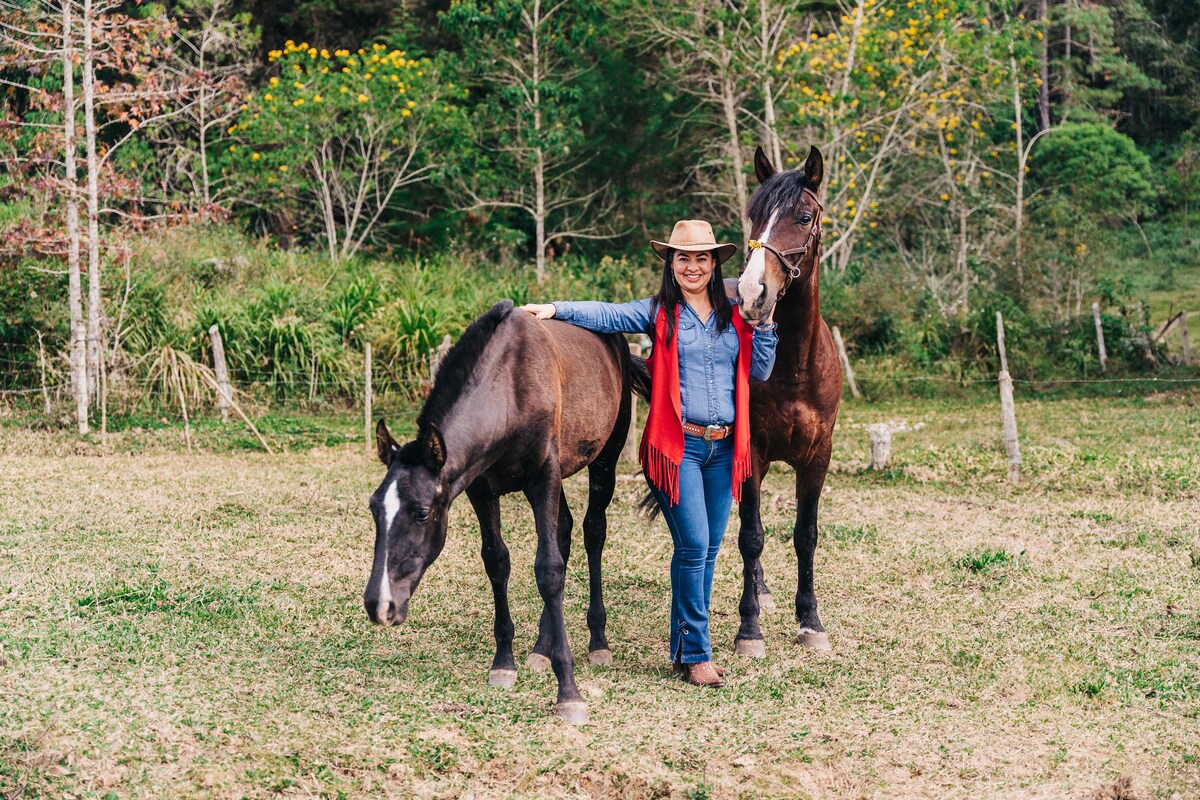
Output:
[{"xmin": 650, "ymin": 219, "xmax": 737, "ymax": 262}]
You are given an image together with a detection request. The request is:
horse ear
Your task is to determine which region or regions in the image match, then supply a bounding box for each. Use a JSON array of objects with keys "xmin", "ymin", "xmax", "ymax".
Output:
[
  {"xmin": 802, "ymin": 145, "xmax": 824, "ymax": 190},
  {"xmin": 376, "ymin": 419, "xmax": 399, "ymax": 466},
  {"xmin": 754, "ymin": 146, "xmax": 776, "ymax": 184},
  {"xmin": 421, "ymin": 424, "xmax": 446, "ymax": 472}
]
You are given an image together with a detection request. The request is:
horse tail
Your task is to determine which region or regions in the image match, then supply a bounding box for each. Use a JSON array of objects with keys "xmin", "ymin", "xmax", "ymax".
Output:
[
  {"xmin": 637, "ymin": 486, "xmax": 662, "ymax": 520},
  {"xmin": 628, "ymin": 352, "xmax": 651, "ymax": 402}
]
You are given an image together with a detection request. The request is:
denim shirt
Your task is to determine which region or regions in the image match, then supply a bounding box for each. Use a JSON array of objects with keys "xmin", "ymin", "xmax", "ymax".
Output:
[{"xmin": 551, "ymin": 297, "xmax": 778, "ymax": 426}]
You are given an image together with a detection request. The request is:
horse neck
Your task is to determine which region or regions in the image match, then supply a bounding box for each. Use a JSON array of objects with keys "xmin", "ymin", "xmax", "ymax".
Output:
[
  {"xmin": 772, "ymin": 270, "xmax": 825, "ymax": 376},
  {"xmin": 426, "ymin": 351, "xmax": 513, "ymax": 499}
]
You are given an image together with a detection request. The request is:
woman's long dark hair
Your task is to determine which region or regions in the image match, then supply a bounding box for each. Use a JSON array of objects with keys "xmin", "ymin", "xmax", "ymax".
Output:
[{"xmin": 650, "ymin": 248, "xmax": 733, "ymax": 343}]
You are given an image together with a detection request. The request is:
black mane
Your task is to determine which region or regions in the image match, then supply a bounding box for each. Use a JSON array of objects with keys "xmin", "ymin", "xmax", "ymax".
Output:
[
  {"xmin": 747, "ymin": 168, "xmax": 812, "ymax": 225},
  {"xmin": 417, "ymin": 299, "xmax": 514, "ymax": 430}
]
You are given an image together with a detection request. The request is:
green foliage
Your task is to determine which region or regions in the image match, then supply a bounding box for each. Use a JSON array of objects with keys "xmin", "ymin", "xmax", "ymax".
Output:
[
  {"xmin": 1033, "ymin": 124, "xmax": 1158, "ymax": 218},
  {"xmin": 234, "ymin": 39, "xmax": 464, "ymax": 260}
]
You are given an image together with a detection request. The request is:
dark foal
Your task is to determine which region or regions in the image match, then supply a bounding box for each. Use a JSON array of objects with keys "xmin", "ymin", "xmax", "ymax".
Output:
[
  {"xmin": 733, "ymin": 145, "xmax": 842, "ymax": 656},
  {"xmin": 363, "ymin": 300, "xmax": 633, "ymax": 725}
]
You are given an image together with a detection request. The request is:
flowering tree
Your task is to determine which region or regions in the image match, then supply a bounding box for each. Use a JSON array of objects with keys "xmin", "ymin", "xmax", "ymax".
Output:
[
  {"xmin": 776, "ymin": 0, "xmax": 1035, "ymax": 315},
  {"xmin": 236, "ymin": 40, "xmax": 461, "ymax": 262}
]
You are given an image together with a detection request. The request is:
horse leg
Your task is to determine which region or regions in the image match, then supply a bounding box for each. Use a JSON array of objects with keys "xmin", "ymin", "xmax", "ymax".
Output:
[
  {"xmin": 466, "ymin": 479, "xmax": 517, "ymax": 688},
  {"xmin": 794, "ymin": 464, "xmax": 831, "ymax": 651},
  {"xmin": 755, "ymin": 559, "xmax": 777, "ymax": 610},
  {"xmin": 582, "ymin": 457, "xmax": 616, "ymax": 666},
  {"xmin": 733, "ymin": 467, "xmax": 768, "ymax": 658},
  {"xmin": 525, "ymin": 458, "xmax": 586, "ymax": 725},
  {"xmin": 528, "ymin": 488, "xmax": 572, "ymax": 672}
]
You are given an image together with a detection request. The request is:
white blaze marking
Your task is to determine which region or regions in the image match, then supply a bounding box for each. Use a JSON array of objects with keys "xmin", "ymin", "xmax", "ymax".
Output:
[
  {"xmin": 738, "ymin": 210, "xmax": 781, "ymax": 309},
  {"xmin": 376, "ymin": 479, "xmax": 400, "ymax": 619}
]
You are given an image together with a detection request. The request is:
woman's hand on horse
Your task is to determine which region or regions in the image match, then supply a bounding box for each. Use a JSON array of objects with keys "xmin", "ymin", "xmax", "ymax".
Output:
[{"xmin": 520, "ymin": 303, "xmax": 557, "ymax": 320}]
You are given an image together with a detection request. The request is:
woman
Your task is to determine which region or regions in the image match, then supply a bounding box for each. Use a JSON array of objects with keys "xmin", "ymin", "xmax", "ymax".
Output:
[{"xmin": 520, "ymin": 219, "xmax": 777, "ymax": 688}]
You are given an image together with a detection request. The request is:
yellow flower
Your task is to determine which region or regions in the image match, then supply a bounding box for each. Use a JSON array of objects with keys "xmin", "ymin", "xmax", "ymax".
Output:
[
  {"xmin": 279, "ymin": 165, "xmax": 288, "ymax": 172},
  {"xmin": 293, "ymin": 98, "xmax": 304, "ymax": 106},
  {"xmin": 940, "ymin": 193, "xmax": 949, "ymax": 201},
  {"xmin": 406, "ymin": 100, "xmax": 416, "ymax": 109},
  {"xmin": 263, "ymin": 93, "xmax": 274, "ymax": 102},
  {"xmin": 313, "ymin": 94, "xmax": 323, "ymax": 102},
  {"xmin": 251, "ymin": 152, "xmax": 260, "ymax": 161},
  {"xmin": 228, "ymin": 145, "xmax": 236, "ymax": 152},
  {"xmin": 269, "ymin": 77, "xmax": 279, "ymax": 88},
  {"xmin": 357, "ymin": 93, "xmax": 369, "ymax": 103},
  {"xmin": 401, "ymin": 108, "xmax": 412, "ymax": 117}
]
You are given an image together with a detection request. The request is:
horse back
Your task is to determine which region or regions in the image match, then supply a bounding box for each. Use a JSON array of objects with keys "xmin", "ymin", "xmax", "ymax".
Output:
[{"xmin": 504, "ymin": 314, "xmax": 627, "ymax": 477}]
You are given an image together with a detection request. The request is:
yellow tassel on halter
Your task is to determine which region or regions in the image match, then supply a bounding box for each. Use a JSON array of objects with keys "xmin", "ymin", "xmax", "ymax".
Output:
[{"xmin": 747, "ymin": 239, "xmax": 763, "ymax": 250}]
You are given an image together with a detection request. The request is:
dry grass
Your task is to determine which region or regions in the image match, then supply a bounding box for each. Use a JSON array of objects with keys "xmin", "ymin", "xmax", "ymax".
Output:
[{"xmin": 1, "ymin": 392, "xmax": 1198, "ymax": 799}]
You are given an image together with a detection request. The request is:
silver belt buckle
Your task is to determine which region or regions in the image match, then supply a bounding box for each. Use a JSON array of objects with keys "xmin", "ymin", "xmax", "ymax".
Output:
[{"xmin": 703, "ymin": 424, "xmax": 722, "ymax": 442}]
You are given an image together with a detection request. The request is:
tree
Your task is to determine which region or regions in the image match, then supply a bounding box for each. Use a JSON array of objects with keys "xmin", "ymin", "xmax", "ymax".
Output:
[
  {"xmin": 236, "ymin": 39, "xmax": 460, "ymax": 262},
  {"xmin": 141, "ymin": 0, "xmax": 258, "ymax": 212},
  {"xmin": 444, "ymin": 0, "xmax": 620, "ymax": 283}
]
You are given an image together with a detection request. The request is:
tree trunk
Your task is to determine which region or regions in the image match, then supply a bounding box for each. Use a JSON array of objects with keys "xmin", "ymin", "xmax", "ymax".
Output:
[
  {"xmin": 760, "ymin": 0, "xmax": 782, "ymax": 168},
  {"xmin": 1011, "ymin": 56, "xmax": 1025, "ymax": 295},
  {"xmin": 84, "ymin": 0, "xmax": 102, "ymax": 397},
  {"xmin": 64, "ymin": 0, "xmax": 88, "ymax": 433},
  {"xmin": 1037, "ymin": 0, "xmax": 1050, "ymax": 131},
  {"xmin": 717, "ymin": 22, "xmax": 749, "ymax": 242},
  {"xmin": 532, "ymin": 0, "xmax": 547, "ymax": 283}
]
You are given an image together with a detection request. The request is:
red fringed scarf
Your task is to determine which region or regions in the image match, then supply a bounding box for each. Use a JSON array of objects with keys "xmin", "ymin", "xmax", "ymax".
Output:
[{"xmin": 639, "ymin": 304, "xmax": 754, "ymax": 506}]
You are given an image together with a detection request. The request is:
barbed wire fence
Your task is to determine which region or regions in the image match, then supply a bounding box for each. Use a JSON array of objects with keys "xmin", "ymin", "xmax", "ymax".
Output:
[{"xmin": 1, "ymin": 314, "xmax": 1198, "ymax": 462}]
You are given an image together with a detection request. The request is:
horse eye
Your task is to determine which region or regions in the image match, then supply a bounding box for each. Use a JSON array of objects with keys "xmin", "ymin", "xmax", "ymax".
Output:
[
  {"xmin": 413, "ymin": 508, "xmax": 430, "ymax": 522},
  {"xmin": 797, "ymin": 213, "xmax": 813, "ymax": 226}
]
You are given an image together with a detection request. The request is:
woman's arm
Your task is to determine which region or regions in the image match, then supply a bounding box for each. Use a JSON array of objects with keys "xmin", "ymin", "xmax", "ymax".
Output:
[
  {"xmin": 520, "ymin": 298, "xmax": 654, "ymax": 335},
  {"xmin": 750, "ymin": 322, "xmax": 778, "ymax": 381}
]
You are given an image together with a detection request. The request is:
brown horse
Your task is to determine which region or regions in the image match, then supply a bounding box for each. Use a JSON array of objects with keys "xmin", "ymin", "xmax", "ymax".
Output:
[
  {"xmin": 364, "ymin": 300, "xmax": 634, "ymax": 725},
  {"xmin": 732, "ymin": 145, "xmax": 842, "ymax": 656}
]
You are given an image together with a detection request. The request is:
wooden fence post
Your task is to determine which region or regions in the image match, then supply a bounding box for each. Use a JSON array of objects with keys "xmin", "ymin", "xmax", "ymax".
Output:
[
  {"xmin": 430, "ymin": 334, "xmax": 452, "ymax": 382},
  {"xmin": 208, "ymin": 324, "xmax": 232, "ymax": 423},
  {"xmin": 1092, "ymin": 302, "xmax": 1108, "ymax": 373},
  {"xmin": 364, "ymin": 343, "xmax": 373, "ymax": 458},
  {"xmin": 996, "ymin": 312, "xmax": 1021, "ymax": 483},
  {"xmin": 1182, "ymin": 313, "xmax": 1193, "ymax": 365},
  {"xmin": 621, "ymin": 342, "xmax": 641, "ymax": 463},
  {"xmin": 36, "ymin": 332, "xmax": 51, "ymax": 415},
  {"xmin": 867, "ymin": 423, "xmax": 891, "ymax": 470},
  {"xmin": 830, "ymin": 325, "xmax": 861, "ymax": 399}
]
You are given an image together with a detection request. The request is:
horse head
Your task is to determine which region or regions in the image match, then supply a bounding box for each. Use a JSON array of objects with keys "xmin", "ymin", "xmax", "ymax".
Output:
[
  {"xmin": 736, "ymin": 145, "xmax": 825, "ymax": 324},
  {"xmin": 363, "ymin": 419, "xmax": 451, "ymax": 627}
]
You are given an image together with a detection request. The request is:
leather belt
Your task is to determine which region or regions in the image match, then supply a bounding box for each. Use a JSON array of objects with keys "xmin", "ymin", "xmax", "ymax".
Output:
[{"xmin": 682, "ymin": 421, "xmax": 733, "ymax": 441}]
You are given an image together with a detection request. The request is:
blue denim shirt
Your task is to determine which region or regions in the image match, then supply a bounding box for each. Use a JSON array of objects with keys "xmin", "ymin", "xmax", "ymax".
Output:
[{"xmin": 551, "ymin": 297, "xmax": 778, "ymax": 426}]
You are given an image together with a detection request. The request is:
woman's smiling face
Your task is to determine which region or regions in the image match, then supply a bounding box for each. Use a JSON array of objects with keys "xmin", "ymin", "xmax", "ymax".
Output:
[{"xmin": 671, "ymin": 249, "xmax": 715, "ymax": 295}]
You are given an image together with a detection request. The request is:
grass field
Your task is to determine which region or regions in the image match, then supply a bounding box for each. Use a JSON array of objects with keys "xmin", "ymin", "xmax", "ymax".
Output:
[{"xmin": 2, "ymin": 389, "xmax": 1199, "ymax": 799}]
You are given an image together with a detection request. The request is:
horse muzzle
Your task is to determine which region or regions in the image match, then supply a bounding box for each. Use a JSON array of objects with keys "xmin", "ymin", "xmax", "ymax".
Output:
[
  {"xmin": 363, "ymin": 574, "xmax": 416, "ymax": 627},
  {"xmin": 365, "ymin": 593, "xmax": 410, "ymax": 626}
]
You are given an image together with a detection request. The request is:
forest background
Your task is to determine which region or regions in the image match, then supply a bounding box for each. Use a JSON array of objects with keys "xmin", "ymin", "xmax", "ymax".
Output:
[{"xmin": 2, "ymin": 0, "xmax": 1199, "ymax": 434}]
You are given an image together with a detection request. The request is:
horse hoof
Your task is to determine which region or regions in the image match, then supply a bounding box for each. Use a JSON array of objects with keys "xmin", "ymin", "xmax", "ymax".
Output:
[
  {"xmin": 757, "ymin": 593, "xmax": 776, "ymax": 612},
  {"xmin": 588, "ymin": 649, "xmax": 613, "ymax": 667},
  {"xmin": 554, "ymin": 701, "xmax": 589, "ymax": 726},
  {"xmin": 488, "ymin": 669, "xmax": 517, "ymax": 689},
  {"xmin": 797, "ymin": 629, "xmax": 831, "ymax": 651},
  {"xmin": 734, "ymin": 638, "xmax": 767, "ymax": 658},
  {"xmin": 526, "ymin": 652, "xmax": 552, "ymax": 671}
]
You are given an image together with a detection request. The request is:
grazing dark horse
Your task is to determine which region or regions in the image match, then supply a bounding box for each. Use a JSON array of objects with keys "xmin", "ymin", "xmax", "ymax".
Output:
[
  {"xmin": 732, "ymin": 145, "xmax": 842, "ymax": 656},
  {"xmin": 363, "ymin": 300, "xmax": 633, "ymax": 725}
]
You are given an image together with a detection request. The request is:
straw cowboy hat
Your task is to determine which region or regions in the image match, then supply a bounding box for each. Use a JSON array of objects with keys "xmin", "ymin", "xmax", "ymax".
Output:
[{"xmin": 650, "ymin": 219, "xmax": 737, "ymax": 262}]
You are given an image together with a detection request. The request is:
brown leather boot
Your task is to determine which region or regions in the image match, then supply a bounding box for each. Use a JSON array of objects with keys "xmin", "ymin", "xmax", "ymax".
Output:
[{"xmin": 683, "ymin": 661, "xmax": 725, "ymax": 688}]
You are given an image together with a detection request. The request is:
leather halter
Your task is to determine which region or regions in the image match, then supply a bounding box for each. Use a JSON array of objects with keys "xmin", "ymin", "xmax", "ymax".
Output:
[{"xmin": 745, "ymin": 187, "xmax": 824, "ymax": 299}]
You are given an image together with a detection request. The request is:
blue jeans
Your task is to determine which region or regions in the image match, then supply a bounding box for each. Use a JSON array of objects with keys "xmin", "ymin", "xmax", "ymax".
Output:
[{"xmin": 650, "ymin": 433, "xmax": 735, "ymax": 664}]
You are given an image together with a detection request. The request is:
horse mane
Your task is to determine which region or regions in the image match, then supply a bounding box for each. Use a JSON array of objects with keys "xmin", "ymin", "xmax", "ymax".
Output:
[
  {"xmin": 417, "ymin": 299, "xmax": 515, "ymax": 430},
  {"xmin": 747, "ymin": 168, "xmax": 812, "ymax": 224}
]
